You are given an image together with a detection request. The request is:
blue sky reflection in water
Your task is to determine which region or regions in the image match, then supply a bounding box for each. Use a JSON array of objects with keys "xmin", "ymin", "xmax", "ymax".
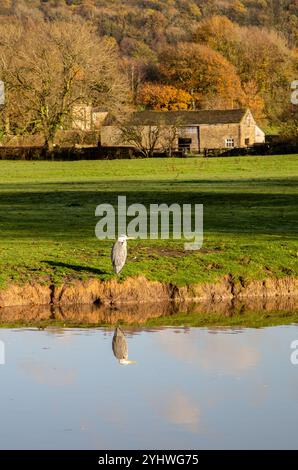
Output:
[{"xmin": 0, "ymin": 326, "xmax": 297, "ymax": 449}]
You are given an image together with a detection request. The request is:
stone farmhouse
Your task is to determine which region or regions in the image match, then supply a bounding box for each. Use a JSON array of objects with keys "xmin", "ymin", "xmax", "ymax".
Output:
[
  {"xmin": 72, "ymin": 105, "xmax": 108, "ymax": 131},
  {"xmin": 100, "ymin": 108, "xmax": 265, "ymax": 153}
]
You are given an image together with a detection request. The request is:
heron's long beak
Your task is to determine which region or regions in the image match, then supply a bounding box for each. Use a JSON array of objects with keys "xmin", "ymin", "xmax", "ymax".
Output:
[{"xmin": 119, "ymin": 359, "xmax": 137, "ymax": 365}]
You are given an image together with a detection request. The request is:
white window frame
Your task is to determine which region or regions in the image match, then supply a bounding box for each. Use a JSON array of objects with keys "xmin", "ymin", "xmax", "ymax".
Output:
[{"xmin": 225, "ymin": 138, "xmax": 235, "ymax": 148}]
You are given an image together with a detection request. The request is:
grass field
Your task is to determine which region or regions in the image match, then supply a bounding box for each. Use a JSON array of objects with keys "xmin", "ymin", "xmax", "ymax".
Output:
[{"xmin": 0, "ymin": 154, "xmax": 297, "ymax": 288}]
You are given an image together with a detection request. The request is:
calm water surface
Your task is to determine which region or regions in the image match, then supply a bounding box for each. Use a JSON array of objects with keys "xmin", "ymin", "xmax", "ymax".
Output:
[{"xmin": 0, "ymin": 325, "xmax": 297, "ymax": 449}]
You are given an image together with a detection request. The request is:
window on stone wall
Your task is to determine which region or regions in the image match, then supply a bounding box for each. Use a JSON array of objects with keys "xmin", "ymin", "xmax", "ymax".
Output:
[{"xmin": 225, "ymin": 138, "xmax": 234, "ymax": 148}]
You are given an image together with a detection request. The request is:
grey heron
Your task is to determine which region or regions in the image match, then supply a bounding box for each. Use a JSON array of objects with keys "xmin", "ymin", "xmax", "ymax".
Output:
[
  {"xmin": 111, "ymin": 234, "xmax": 134, "ymax": 274},
  {"xmin": 112, "ymin": 327, "xmax": 136, "ymax": 365}
]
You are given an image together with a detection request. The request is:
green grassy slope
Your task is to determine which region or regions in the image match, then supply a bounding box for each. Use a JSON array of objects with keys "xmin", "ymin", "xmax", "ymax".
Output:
[{"xmin": 0, "ymin": 155, "xmax": 297, "ymax": 288}]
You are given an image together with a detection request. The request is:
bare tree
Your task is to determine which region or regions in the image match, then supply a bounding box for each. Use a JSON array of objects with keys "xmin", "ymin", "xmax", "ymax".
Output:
[
  {"xmin": 119, "ymin": 124, "xmax": 162, "ymax": 157},
  {"xmin": 160, "ymin": 123, "xmax": 180, "ymax": 156},
  {"xmin": 0, "ymin": 19, "xmax": 131, "ymax": 149},
  {"xmin": 119, "ymin": 115, "xmax": 182, "ymax": 157}
]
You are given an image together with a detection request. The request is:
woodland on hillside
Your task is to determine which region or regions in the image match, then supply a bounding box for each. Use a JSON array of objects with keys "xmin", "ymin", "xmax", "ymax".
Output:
[{"xmin": 0, "ymin": 0, "xmax": 297, "ymax": 144}]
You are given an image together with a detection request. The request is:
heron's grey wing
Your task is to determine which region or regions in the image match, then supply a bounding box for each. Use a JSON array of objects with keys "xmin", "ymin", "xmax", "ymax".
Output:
[
  {"xmin": 112, "ymin": 328, "xmax": 128, "ymax": 360},
  {"xmin": 111, "ymin": 241, "xmax": 127, "ymax": 274}
]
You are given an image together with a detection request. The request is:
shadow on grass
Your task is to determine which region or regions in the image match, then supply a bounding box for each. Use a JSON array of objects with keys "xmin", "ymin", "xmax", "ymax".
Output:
[
  {"xmin": 43, "ymin": 260, "xmax": 108, "ymax": 276},
  {"xmin": 0, "ymin": 182, "xmax": 297, "ymax": 239}
]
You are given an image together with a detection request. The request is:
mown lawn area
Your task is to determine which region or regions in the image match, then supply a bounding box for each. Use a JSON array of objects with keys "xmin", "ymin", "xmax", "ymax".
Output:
[{"xmin": 0, "ymin": 154, "xmax": 297, "ymax": 288}]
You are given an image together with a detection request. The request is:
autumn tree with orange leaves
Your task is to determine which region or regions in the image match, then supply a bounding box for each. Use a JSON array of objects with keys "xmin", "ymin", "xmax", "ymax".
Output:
[
  {"xmin": 158, "ymin": 43, "xmax": 245, "ymax": 110},
  {"xmin": 138, "ymin": 83, "xmax": 193, "ymax": 111}
]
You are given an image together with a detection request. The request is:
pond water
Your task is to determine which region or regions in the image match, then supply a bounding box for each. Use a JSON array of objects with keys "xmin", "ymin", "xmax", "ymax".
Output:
[{"xmin": 0, "ymin": 325, "xmax": 297, "ymax": 450}]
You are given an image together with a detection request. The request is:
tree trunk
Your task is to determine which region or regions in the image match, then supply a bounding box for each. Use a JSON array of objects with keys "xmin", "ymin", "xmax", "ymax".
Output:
[
  {"xmin": 45, "ymin": 140, "xmax": 54, "ymax": 151},
  {"xmin": 44, "ymin": 136, "xmax": 55, "ymax": 160}
]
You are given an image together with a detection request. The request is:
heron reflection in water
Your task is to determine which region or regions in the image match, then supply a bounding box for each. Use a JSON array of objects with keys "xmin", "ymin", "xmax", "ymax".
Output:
[{"xmin": 112, "ymin": 327, "xmax": 136, "ymax": 365}]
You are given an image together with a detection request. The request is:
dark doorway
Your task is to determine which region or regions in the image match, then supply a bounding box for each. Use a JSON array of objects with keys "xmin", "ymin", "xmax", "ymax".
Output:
[{"xmin": 178, "ymin": 138, "xmax": 192, "ymax": 152}]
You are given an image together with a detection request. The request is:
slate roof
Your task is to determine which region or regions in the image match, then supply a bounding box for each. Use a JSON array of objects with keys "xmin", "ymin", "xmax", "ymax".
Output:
[{"xmin": 119, "ymin": 109, "xmax": 249, "ymax": 126}]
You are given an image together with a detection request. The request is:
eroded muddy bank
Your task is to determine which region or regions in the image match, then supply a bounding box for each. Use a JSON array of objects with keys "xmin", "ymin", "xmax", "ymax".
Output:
[
  {"xmin": 0, "ymin": 275, "xmax": 297, "ymax": 309},
  {"xmin": 0, "ymin": 295, "xmax": 297, "ymax": 326}
]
